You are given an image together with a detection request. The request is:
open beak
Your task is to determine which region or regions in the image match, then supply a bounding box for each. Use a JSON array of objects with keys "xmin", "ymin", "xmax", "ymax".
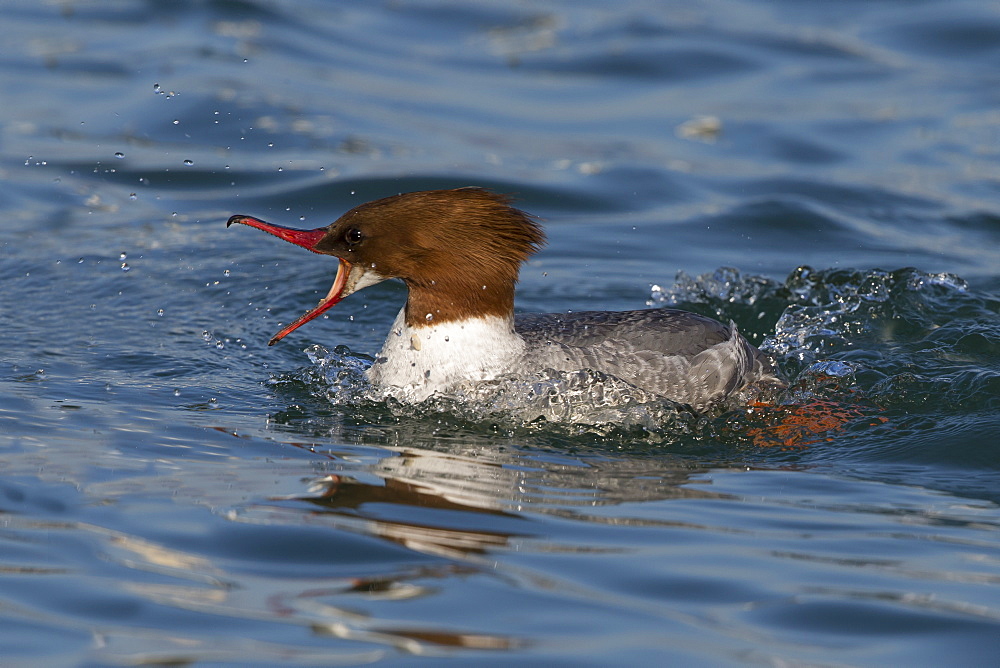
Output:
[{"xmin": 227, "ymin": 215, "xmax": 352, "ymax": 346}]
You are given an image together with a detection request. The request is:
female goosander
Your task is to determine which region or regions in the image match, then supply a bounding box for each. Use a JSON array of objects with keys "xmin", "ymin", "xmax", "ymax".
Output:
[{"xmin": 228, "ymin": 188, "xmax": 783, "ymax": 412}]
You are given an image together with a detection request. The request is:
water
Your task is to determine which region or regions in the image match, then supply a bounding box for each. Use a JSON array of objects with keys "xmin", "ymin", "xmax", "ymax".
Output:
[{"xmin": 2, "ymin": 1, "xmax": 1000, "ymax": 664}]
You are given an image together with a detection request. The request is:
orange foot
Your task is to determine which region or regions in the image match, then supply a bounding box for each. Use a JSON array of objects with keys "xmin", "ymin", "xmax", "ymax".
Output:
[{"xmin": 742, "ymin": 399, "xmax": 888, "ymax": 450}]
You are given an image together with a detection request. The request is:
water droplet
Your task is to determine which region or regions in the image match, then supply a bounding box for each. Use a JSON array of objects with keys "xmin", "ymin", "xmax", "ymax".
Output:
[
  {"xmin": 153, "ymin": 83, "xmax": 161, "ymax": 93},
  {"xmin": 267, "ymin": 142, "xmax": 273, "ymax": 148},
  {"xmin": 183, "ymin": 159, "xmax": 193, "ymax": 166},
  {"xmin": 119, "ymin": 251, "xmax": 127, "ymax": 260},
  {"xmin": 223, "ymin": 269, "xmax": 231, "ymax": 277},
  {"xmin": 215, "ymin": 340, "xmax": 224, "ymax": 349},
  {"xmin": 277, "ymin": 167, "xmax": 283, "ymax": 172},
  {"xmin": 157, "ymin": 308, "xmax": 164, "ymax": 317},
  {"xmin": 425, "ymin": 313, "xmax": 434, "ymax": 321},
  {"xmin": 482, "ymin": 285, "xmax": 487, "ymax": 290},
  {"xmin": 173, "ymin": 388, "xmax": 181, "ymax": 396},
  {"xmin": 171, "ymin": 212, "xmax": 177, "ymax": 217},
  {"xmin": 129, "ymin": 193, "xmax": 137, "ymax": 200},
  {"xmin": 202, "ymin": 331, "xmax": 213, "ymax": 342},
  {"xmin": 172, "ymin": 119, "xmax": 179, "ymax": 125},
  {"xmin": 114, "ymin": 152, "xmax": 124, "ymax": 159},
  {"xmin": 299, "ymin": 216, "xmax": 305, "ymax": 221},
  {"xmin": 120, "ymin": 262, "xmax": 130, "ymax": 272},
  {"xmin": 444, "ymin": 335, "xmax": 449, "ymax": 342}
]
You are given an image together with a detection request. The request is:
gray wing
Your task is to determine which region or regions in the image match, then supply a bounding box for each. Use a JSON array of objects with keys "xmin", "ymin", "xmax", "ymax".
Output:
[{"xmin": 515, "ymin": 309, "xmax": 781, "ymax": 412}]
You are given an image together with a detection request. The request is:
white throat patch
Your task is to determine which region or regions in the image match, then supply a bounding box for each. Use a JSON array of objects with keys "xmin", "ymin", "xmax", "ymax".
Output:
[{"xmin": 366, "ymin": 309, "xmax": 526, "ymax": 402}]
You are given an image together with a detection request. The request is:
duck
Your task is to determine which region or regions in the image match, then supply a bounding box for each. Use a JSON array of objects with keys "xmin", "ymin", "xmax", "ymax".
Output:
[{"xmin": 228, "ymin": 187, "xmax": 783, "ymax": 412}]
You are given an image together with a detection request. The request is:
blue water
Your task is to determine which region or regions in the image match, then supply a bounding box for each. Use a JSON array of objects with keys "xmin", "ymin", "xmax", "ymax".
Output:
[{"xmin": 2, "ymin": 1, "xmax": 1000, "ymax": 665}]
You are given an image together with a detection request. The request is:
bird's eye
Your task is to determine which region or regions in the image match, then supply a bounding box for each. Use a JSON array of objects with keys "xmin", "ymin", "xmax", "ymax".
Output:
[{"xmin": 345, "ymin": 227, "xmax": 364, "ymax": 245}]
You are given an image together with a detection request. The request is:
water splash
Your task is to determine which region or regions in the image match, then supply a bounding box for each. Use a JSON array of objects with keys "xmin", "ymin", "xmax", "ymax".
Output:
[
  {"xmin": 272, "ymin": 344, "xmax": 696, "ymax": 437},
  {"xmin": 763, "ymin": 266, "xmax": 972, "ymax": 364},
  {"xmin": 659, "ymin": 265, "xmax": 998, "ymax": 415},
  {"xmin": 424, "ymin": 367, "xmax": 697, "ymax": 435},
  {"xmin": 648, "ymin": 266, "xmax": 790, "ymax": 344}
]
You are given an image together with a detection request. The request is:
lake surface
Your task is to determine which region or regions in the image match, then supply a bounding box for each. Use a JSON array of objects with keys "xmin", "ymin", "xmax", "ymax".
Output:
[{"xmin": 2, "ymin": 1, "xmax": 1000, "ymax": 665}]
